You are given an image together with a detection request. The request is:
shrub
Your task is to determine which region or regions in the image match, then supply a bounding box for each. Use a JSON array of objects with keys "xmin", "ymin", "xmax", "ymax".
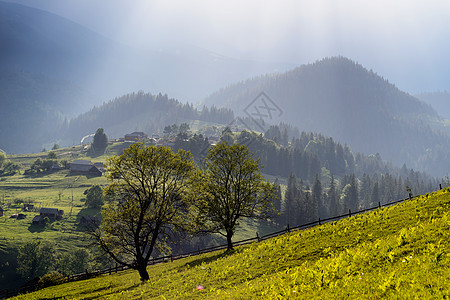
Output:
[{"xmin": 38, "ymin": 271, "xmax": 65, "ymax": 288}]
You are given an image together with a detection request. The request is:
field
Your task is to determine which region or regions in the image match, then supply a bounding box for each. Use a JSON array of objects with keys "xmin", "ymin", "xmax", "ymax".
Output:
[
  {"xmin": 0, "ymin": 143, "xmax": 274, "ymax": 291},
  {"xmin": 11, "ymin": 187, "xmax": 450, "ymax": 299},
  {"xmin": 0, "ymin": 146, "xmax": 109, "ymax": 290}
]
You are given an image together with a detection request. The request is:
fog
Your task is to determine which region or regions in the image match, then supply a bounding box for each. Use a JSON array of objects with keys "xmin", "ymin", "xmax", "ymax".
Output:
[{"xmin": 5, "ymin": 0, "xmax": 450, "ymax": 94}]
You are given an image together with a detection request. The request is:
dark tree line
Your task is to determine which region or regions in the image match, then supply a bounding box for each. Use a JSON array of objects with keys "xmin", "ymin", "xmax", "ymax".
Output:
[
  {"xmin": 202, "ymin": 56, "xmax": 450, "ymax": 177},
  {"xmin": 275, "ymin": 171, "xmax": 437, "ymax": 229}
]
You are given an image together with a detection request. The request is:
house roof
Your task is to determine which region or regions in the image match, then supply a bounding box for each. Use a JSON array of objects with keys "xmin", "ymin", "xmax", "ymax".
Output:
[
  {"xmin": 40, "ymin": 208, "xmax": 59, "ymax": 215},
  {"xmin": 125, "ymin": 132, "xmax": 147, "ymax": 137},
  {"xmin": 72, "ymin": 160, "xmax": 92, "ymax": 165},
  {"xmin": 32, "ymin": 215, "xmax": 43, "ymax": 222}
]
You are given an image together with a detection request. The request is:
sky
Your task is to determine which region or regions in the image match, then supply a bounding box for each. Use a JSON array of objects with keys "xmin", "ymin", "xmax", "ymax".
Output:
[{"xmin": 5, "ymin": 0, "xmax": 450, "ymax": 93}]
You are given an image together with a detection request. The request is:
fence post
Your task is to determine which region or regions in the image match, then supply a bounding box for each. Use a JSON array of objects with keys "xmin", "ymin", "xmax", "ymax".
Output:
[
  {"xmin": 256, "ymin": 232, "xmax": 260, "ymax": 242},
  {"xmin": 440, "ymin": 184, "xmax": 442, "ymax": 190},
  {"xmin": 378, "ymin": 201, "xmax": 381, "ymax": 208},
  {"xmin": 348, "ymin": 209, "xmax": 351, "ymax": 217},
  {"xmin": 318, "ymin": 218, "xmax": 321, "ymax": 225},
  {"xmin": 286, "ymin": 224, "xmax": 290, "ymax": 232},
  {"xmin": 115, "ymin": 263, "xmax": 118, "ymax": 273},
  {"xmin": 171, "ymin": 255, "xmax": 173, "ymax": 262}
]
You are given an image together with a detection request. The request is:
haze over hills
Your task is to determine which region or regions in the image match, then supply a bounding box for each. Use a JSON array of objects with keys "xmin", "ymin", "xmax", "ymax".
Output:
[
  {"xmin": 416, "ymin": 91, "xmax": 450, "ymax": 120},
  {"xmin": 202, "ymin": 57, "xmax": 450, "ymax": 177},
  {"xmin": 1, "ymin": 1, "xmax": 450, "ymax": 179},
  {"xmin": 0, "ymin": 1, "xmax": 293, "ymax": 103},
  {"xmin": 0, "ymin": 1, "xmax": 293, "ymax": 153}
]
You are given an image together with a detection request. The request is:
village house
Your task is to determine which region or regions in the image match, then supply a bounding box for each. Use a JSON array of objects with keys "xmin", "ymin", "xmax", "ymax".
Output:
[
  {"xmin": 32, "ymin": 207, "xmax": 64, "ymax": 225},
  {"xmin": 124, "ymin": 132, "xmax": 148, "ymax": 141},
  {"xmin": 32, "ymin": 215, "xmax": 43, "ymax": 225},
  {"xmin": 39, "ymin": 207, "xmax": 64, "ymax": 220},
  {"xmin": 70, "ymin": 160, "xmax": 103, "ymax": 176}
]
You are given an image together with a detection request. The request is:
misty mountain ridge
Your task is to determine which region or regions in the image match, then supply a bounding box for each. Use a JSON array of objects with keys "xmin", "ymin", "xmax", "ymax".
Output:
[
  {"xmin": 416, "ymin": 91, "xmax": 450, "ymax": 120},
  {"xmin": 1, "ymin": 1, "xmax": 449, "ymax": 178},
  {"xmin": 0, "ymin": 1, "xmax": 295, "ymax": 103},
  {"xmin": 202, "ymin": 57, "xmax": 450, "ymax": 177}
]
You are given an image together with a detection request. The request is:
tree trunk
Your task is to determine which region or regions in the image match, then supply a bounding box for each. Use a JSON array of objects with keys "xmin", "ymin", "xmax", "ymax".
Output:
[
  {"xmin": 226, "ymin": 230, "xmax": 233, "ymax": 251},
  {"xmin": 137, "ymin": 264, "xmax": 150, "ymax": 281}
]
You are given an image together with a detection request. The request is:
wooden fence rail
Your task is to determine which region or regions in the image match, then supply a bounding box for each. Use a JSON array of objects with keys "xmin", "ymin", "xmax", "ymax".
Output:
[{"xmin": 1, "ymin": 185, "xmax": 447, "ymax": 299}]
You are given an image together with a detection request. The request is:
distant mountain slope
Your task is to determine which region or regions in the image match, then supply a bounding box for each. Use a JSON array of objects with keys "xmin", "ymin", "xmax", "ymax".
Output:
[
  {"xmin": 0, "ymin": 1, "xmax": 294, "ymax": 153},
  {"xmin": 0, "ymin": 1, "xmax": 294, "ymax": 102},
  {"xmin": 0, "ymin": 70, "xmax": 94, "ymax": 153},
  {"xmin": 202, "ymin": 57, "xmax": 450, "ymax": 176},
  {"xmin": 416, "ymin": 91, "xmax": 450, "ymax": 120},
  {"xmin": 61, "ymin": 91, "xmax": 234, "ymax": 145}
]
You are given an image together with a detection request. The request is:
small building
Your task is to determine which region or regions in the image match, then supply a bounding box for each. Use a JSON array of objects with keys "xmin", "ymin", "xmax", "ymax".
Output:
[
  {"xmin": 32, "ymin": 215, "xmax": 43, "ymax": 225},
  {"xmin": 70, "ymin": 160, "xmax": 103, "ymax": 176},
  {"xmin": 39, "ymin": 208, "xmax": 64, "ymax": 220},
  {"xmin": 70, "ymin": 160, "xmax": 94, "ymax": 172},
  {"xmin": 93, "ymin": 162, "xmax": 105, "ymax": 173},
  {"xmin": 124, "ymin": 132, "xmax": 148, "ymax": 141}
]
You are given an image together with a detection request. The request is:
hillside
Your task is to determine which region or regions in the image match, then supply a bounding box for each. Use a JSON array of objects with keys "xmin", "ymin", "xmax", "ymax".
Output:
[
  {"xmin": 61, "ymin": 91, "xmax": 234, "ymax": 145},
  {"xmin": 0, "ymin": 70, "xmax": 94, "ymax": 154},
  {"xmin": 12, "ymin": 187, "xmax": 450, "ymax": 299},
  {"xmin": 0, "ymin": 1, "xmax": 293, "ymax": 153},
  {"xmin": 416, "ymin": 91, "xmax": 450, "ymax": 120},
  {"xmin": 202, "ymin": 57, "xmax": 450, "ymax": 177}
]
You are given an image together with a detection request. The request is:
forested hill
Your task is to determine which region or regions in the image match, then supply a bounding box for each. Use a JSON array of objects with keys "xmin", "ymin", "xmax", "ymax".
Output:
[
  {"xmin": 61, "ymin": 92, "xmax": 234, "ymax": 145},
  {"xmin": 202, "ymin": 57, "xmax": 450, "ymax": 177},
  {"xmin": 416, "ymin": 91, "xmax": 450, "ymax": 120}
]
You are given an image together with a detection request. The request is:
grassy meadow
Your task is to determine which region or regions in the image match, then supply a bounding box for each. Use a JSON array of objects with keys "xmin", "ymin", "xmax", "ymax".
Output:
[
  {"xmin": 0, "ymin": 143, "xmax": 273, "ymax": 291},
  {"xmin": 11, "ymin": 187, "xmax": 450, "ymax": 299},
  {"xmin": 0, "ymin": 145, "xmax": 110, "ymax": 290}
]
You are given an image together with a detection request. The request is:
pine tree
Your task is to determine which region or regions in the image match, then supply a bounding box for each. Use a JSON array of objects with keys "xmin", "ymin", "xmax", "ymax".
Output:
[
  {"xmin": 284, "ymin": 173, "xmax": 299, "ymax": 227},
  {"xmin": 370, "ymin": 180, "xmax": 380, "ymax": 207},
  {"xmin": 328, "ymin": 173, "xmax": 339, "ymax": 216},
  {"xmin": 92, "ymin": 128, "xmax": 108, "ymax": 154},
  {"xmin": 312, "ymin": 174, "xmax": 325, "ymax": 218}
]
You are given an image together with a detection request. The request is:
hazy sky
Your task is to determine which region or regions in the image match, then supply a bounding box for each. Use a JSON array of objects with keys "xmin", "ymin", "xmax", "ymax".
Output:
[{"xmin": 5, "ymin": 0, "xmax": 450, "ymax": 93}]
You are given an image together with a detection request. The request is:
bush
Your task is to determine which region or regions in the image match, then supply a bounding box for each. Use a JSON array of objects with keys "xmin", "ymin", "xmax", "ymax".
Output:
[{"xmin": 38, "ymin": 271, "xmax": 65, "ymax": 288}]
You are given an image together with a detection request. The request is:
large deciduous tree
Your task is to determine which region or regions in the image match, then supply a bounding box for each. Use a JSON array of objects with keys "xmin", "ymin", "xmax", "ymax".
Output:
[
  {"xmin": 91, "ymin": 143, "xmax": 201, "ymax": 281},
  {"xmin": 201, "ymin": 142, "xmax": 276, "ymax": 251},
  {"xmin": 84, "ymin": 185, "xmax": 104, "ymax": 208},
  {"xmin": 17, "ymin": 241, "xmax": 55, "ymax": 280}
]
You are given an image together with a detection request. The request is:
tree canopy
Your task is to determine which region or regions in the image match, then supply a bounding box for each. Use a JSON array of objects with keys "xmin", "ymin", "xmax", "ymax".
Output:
[
  {"xmin": 92, "ymin": 128, "xmax": 108, "ymax": 154},
  {"xmin": 84, "ymin": 185, "xmax": 104, "ymax": 208},
  {"xmin": 200, "ymin": 142, "xmax": 276, "ymax": 250},
  {"xmin": 91, "ymin": 143, "xmax": 202, "ymax": 281}
]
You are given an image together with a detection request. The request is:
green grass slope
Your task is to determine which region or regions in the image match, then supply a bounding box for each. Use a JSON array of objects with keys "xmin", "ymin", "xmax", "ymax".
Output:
[{"xmin": 13, "ymin": 188, "xmax": 450, "ymax": 299}]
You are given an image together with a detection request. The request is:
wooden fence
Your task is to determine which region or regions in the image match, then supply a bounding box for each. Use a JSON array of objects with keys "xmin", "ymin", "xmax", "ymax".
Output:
[{"xmin": 1, "ymin": 185, "xmax": 447, "ymax": 299}]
